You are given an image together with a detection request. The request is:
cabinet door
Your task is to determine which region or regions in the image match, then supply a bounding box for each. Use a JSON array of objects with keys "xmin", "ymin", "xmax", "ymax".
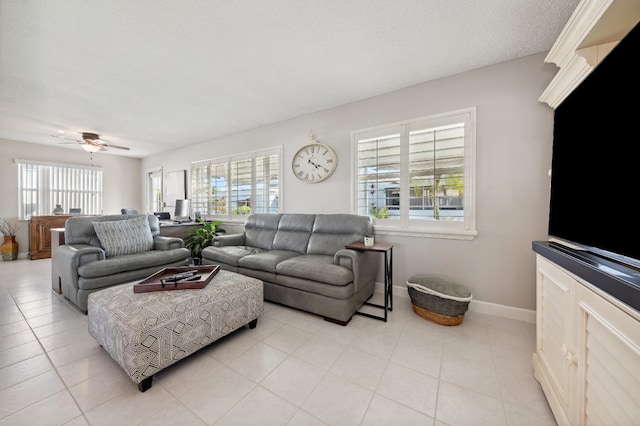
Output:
[
  {"xmin": 535, "ymin": 256, "xmax": 574, "ymax": 425},
  {"xmin": 574, "ymin": 284, "xmax": 640, "ymax": 426},
  {"xmin": 29, "ymin": 216, "xmax": 70, "ymax": 259}
]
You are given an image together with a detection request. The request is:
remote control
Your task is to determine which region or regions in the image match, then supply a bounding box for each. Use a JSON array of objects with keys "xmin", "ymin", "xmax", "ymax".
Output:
[
  {"xmin": 161, "ymin": 270, "xmax": 199, "ymax": 285},
  {"xmin": 183, "ymin": 275, "xmax": 201, "ymax": 281}
]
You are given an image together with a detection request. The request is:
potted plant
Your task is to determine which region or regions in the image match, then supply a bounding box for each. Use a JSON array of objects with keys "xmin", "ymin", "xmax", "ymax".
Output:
[
  {"xmin": 0, "ymin": 217, "xmax": 20, "ymax": 261},
  {"xmin": 183, "ymin": 217, "xmax": 225, "ymax": 263}
]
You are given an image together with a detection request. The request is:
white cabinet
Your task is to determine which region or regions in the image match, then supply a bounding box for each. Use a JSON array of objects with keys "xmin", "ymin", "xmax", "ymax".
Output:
[
  {"xmin": 533, "ymin": 257, "xmax": 573, "ymax": 425},
  {"xmin": 533, "ymin": 255, "xmax": 640, "ymax": 426},
  {"xmin": 535, "ymin": 2, "xmax": 640, "ymax": 423}
]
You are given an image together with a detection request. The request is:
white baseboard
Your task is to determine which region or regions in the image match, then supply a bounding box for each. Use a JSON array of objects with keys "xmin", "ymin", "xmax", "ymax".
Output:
[
  {"xmin": 467, "ymin": 299, "xmax": 536, "ymax": 324},
  {"xmin": 380, "ymin": 282, "xmax": 536, "ymax": 324}
]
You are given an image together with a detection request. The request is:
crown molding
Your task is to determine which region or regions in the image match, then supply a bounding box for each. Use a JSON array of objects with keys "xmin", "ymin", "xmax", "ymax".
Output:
[
  {"xmin": 545, "ymin": 0, "xmax": 614, "ymax": 69},
  {"xmin": 540, "ymin": 0, "xmax": 638, "ymax": 108},
  {"xmin": 540, "ymin": 57, "xmax": 587, "ymax": 108}
]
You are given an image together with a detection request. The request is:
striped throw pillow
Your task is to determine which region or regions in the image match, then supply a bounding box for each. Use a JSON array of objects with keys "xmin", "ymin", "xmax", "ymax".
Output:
[{"xmin": 92, "ymin": 216, "xmax": 154, "ymax": 257}]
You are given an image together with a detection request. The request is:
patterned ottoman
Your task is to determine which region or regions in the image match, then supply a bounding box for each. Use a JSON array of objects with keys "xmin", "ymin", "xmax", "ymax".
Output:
[{"xmin": 88, "ymin": 269, "xmax": 263, "ymax": 392}]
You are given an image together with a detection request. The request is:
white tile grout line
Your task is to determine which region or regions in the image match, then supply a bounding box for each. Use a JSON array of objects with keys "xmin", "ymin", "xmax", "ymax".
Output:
[{"xmin": 5, "ymin": 282, "xmax": 90, "ymax": 424}]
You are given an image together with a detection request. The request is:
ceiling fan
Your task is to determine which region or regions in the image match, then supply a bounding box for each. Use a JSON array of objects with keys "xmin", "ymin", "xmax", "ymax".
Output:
[{"xmin": 52, "ymin": 132, "xmax": 130, "ymax": 152}]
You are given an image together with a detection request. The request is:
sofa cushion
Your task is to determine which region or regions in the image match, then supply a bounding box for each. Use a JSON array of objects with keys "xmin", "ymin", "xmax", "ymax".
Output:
[
  {"xmin": 276, "ymin": 254, "xmax": 353, "ymax": 285},
  {"xmin": 244, "ymin": 213, "xmax": 281, "ymax": 249},
  {"xmin": 274, "ymin": 275, "xmax": 354, "ymax": 299},
  {"xmin": 272, "ymin": 214, "xmax": 315, "ymax": 253},
  {"xmin": 78, "ymin": 248, "xmax": 191, "ymax": 279},
  {"xmin": 92, "ymin": 216, "xmax": 154, "ymax": 257},
  {"xmin": 238, "ymin": 250, "xmax": 300, "ymax": 273},
  {"xmin": 307, "ymin": 214, "xmax": 372, "ymax": 255},
  {"xmin": 202, "ymin": 246, "xmax": 266, "ymax": 267}
]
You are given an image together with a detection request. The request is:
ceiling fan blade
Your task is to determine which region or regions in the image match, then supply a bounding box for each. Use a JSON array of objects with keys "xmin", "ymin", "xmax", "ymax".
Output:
[
  {"xmin": 99, "ymin": 143, "xmax": 130, "ymax": 150},
  {"xmin": 51, "ymin": 134, "xmax": 81, "ymax": 142}
]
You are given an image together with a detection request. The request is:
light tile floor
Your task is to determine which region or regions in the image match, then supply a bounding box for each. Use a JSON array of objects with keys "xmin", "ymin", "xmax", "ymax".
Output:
[{"xmin": 0, "ymin": 259, "xmax": 556, "ymax": 425}]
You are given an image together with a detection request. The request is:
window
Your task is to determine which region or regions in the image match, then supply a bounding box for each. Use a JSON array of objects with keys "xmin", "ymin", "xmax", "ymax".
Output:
[
  {"xmin": 191, "ymin": 147, "xmax": 281, "ymax": 219},
  {"xmin": 16, "ymin": 160, "xmax": 103, "ymax": 219},
  {"xmin": 352, "ymin": 108, "xmax": 476, "ymax": 239},
  {"xmin": 146, "ymin": 168, "xmax": 162, "ymax": 213}
]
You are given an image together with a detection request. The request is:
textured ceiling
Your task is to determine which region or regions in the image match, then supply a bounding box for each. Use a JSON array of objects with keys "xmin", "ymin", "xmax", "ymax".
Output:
[{"xmin": 0, "ymin": 0, "xmax": 580, "ymax": 158}]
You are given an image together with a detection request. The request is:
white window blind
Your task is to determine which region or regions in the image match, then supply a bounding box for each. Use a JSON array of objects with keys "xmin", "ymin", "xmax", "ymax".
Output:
[
  {"xmin": 190, "ymin": 147, "xmax": 281, "ymax": 218},
  {"xmin": 353, "ymin": 108, "xmax": 476, "ymax": 238},
  {"xmin": 356, "ymin": 131, "xmax": 401, "ymax": 220},
  {"xmin": 255, "ymin": 152, "xmax": 280, "ymax": 214},
  {"xmin": 191, "ymin": 160, "xmax": 214, "ymax": 215},
  {"xmin": 408, "ymin": 123, "xmax": 465, "ymax": 221},
  {"xmin": 16, "ymin": 160, "xmax": 103, "ymax": 219},
  {"xmin": 230, "ymin": 157, "xmax": 253, "ymax": 215}
]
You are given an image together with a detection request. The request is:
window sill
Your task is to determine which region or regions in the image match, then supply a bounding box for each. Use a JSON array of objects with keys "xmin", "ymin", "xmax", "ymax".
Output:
[
  {"xmin": 373, "ymin": 225, "xmax": 478, "ymax": 240},
  {"xmin": 215, "ymin": 217, "xmax": 478, "ymax": 240}
]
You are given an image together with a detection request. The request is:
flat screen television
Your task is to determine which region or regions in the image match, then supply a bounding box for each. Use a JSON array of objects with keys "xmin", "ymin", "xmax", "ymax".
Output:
[{"xmin": 548, "ymin": 20, "xmax": 640, "ymax": 268}]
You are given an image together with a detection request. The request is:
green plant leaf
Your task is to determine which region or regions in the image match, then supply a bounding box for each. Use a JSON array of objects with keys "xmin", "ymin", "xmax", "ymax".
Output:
[{"xmin": 183, "ymin": 218, "xmax": 225, "ymax": 258}]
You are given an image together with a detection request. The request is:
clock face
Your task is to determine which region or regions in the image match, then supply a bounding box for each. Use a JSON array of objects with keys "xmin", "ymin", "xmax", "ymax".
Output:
[{"xmin": 292, "ymin": 143, "xmax": 337, "ymax": 183}]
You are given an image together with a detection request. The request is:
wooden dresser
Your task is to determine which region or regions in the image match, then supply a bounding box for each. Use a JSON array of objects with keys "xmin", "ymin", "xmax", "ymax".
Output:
[{"xmin": 29, "ymin": 215, "xmax": 72, "ymax": 259}]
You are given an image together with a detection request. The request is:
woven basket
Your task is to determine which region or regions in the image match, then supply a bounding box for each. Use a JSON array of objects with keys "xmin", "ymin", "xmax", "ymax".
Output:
[
  {"xmin": 412, "ymin": 304, "xmax": 465, "ymax": 326},
  {"xmin": 407, "ymin": 276, "xmax": 472, "ymax": 326}
]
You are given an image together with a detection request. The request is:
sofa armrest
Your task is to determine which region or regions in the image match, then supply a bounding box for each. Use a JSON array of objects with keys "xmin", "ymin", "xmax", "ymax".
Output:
[
  {"xmin": 153, "ymin": 236, "xmax": 185, "ymax": 250},
  {"xmin": 213, "ymin": 233, "xmax": 246, "ymax": 247},
  {"xmin": 57, "ymin": 244, "xmax": 106, "ymax": 288},
  {"xmin": 335, "ymin": 249, "xmax": 379, "ymax": 292}
]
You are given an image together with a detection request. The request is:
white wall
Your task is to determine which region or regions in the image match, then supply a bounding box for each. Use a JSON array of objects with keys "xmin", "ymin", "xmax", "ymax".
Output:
[
  {"xmin": 0, "ymin": 139, "xmax": 142, "ymax": 258},
  {"xmin": 0, "ymin": 53, "xmax": 555, "ymax": 314},
  {"xmin": 141, "ymin": 53, "xmax": 556, "ymax": 313}
]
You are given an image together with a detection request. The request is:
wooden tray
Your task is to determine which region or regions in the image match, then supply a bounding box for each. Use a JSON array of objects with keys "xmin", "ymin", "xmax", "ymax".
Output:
[{"xmin": 133, "ymin": 265, "xmax": 220, "ymax": 293}]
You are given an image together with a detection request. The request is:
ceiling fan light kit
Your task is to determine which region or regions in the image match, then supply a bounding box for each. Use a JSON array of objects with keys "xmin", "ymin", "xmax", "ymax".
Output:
[{"xmin": 81, "ymin": 144, "xmax": 101, "ymax": 153}]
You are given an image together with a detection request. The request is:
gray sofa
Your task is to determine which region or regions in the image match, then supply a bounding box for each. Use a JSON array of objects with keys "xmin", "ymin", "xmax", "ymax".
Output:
[
  {"xmin": 200, "ymin": 213, "xmax": 379, "ymax": 325},
  {"xmin": 56, "ymin": 214, "xmax": 191, "ymax": 313}
]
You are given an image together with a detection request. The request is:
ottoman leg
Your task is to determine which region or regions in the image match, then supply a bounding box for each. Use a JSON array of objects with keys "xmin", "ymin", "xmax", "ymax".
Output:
[
  {"xmin": 138, "ymin": 377, "xmax": 153, "ymax": 392},
  {"xmin": 248, "ymin": 318, "xmax": 258, "ymax": 329}
]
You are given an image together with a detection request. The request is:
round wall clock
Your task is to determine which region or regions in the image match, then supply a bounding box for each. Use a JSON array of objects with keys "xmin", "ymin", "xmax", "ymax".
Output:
[{"xmin": 292, "ymin": 142, "xmax": 338, "ymax": 183}]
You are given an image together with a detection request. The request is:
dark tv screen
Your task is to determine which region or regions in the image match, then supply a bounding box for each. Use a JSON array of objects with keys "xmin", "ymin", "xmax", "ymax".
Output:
[{"xmin": 549, "ymin": 20, "xmax": 640, "ymax": 265}]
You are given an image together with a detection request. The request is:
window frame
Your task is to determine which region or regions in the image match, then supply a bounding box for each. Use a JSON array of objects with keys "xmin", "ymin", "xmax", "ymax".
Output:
[
  {"xmin": 15, "ymin": 159, "xmax": 104, "ymax": 220},
  {"xmin": 351, "ymin": 108, "xmax": 477, "ymax": 240},
  {"xmin": 145, "ymin": 167, "xmax": 163, "ymax": 214},
  {"xmin": 190, "ymin": 146, "xmax": 282, "ymax": 221}
]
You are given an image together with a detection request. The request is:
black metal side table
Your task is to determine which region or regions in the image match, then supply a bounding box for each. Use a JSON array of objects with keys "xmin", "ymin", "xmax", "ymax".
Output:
[{"xmin": 345, "ymin": 241, "xmax": 393, "ymax": 322}]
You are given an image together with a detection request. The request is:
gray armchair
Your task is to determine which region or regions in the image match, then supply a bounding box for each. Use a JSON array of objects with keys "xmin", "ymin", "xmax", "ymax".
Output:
[{"xmin": 56, "ymin": 214, "xmax": 190, "ymax": 313}]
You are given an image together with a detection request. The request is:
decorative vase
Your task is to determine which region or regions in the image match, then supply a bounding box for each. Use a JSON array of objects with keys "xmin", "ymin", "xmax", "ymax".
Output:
[
  {"xmin": 1, "ymin": 236, "xmax": 18, "ymax": 261},
  {"xmin": 53, "ymin": 204, "xmax": 64, "ymax": 215}
]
